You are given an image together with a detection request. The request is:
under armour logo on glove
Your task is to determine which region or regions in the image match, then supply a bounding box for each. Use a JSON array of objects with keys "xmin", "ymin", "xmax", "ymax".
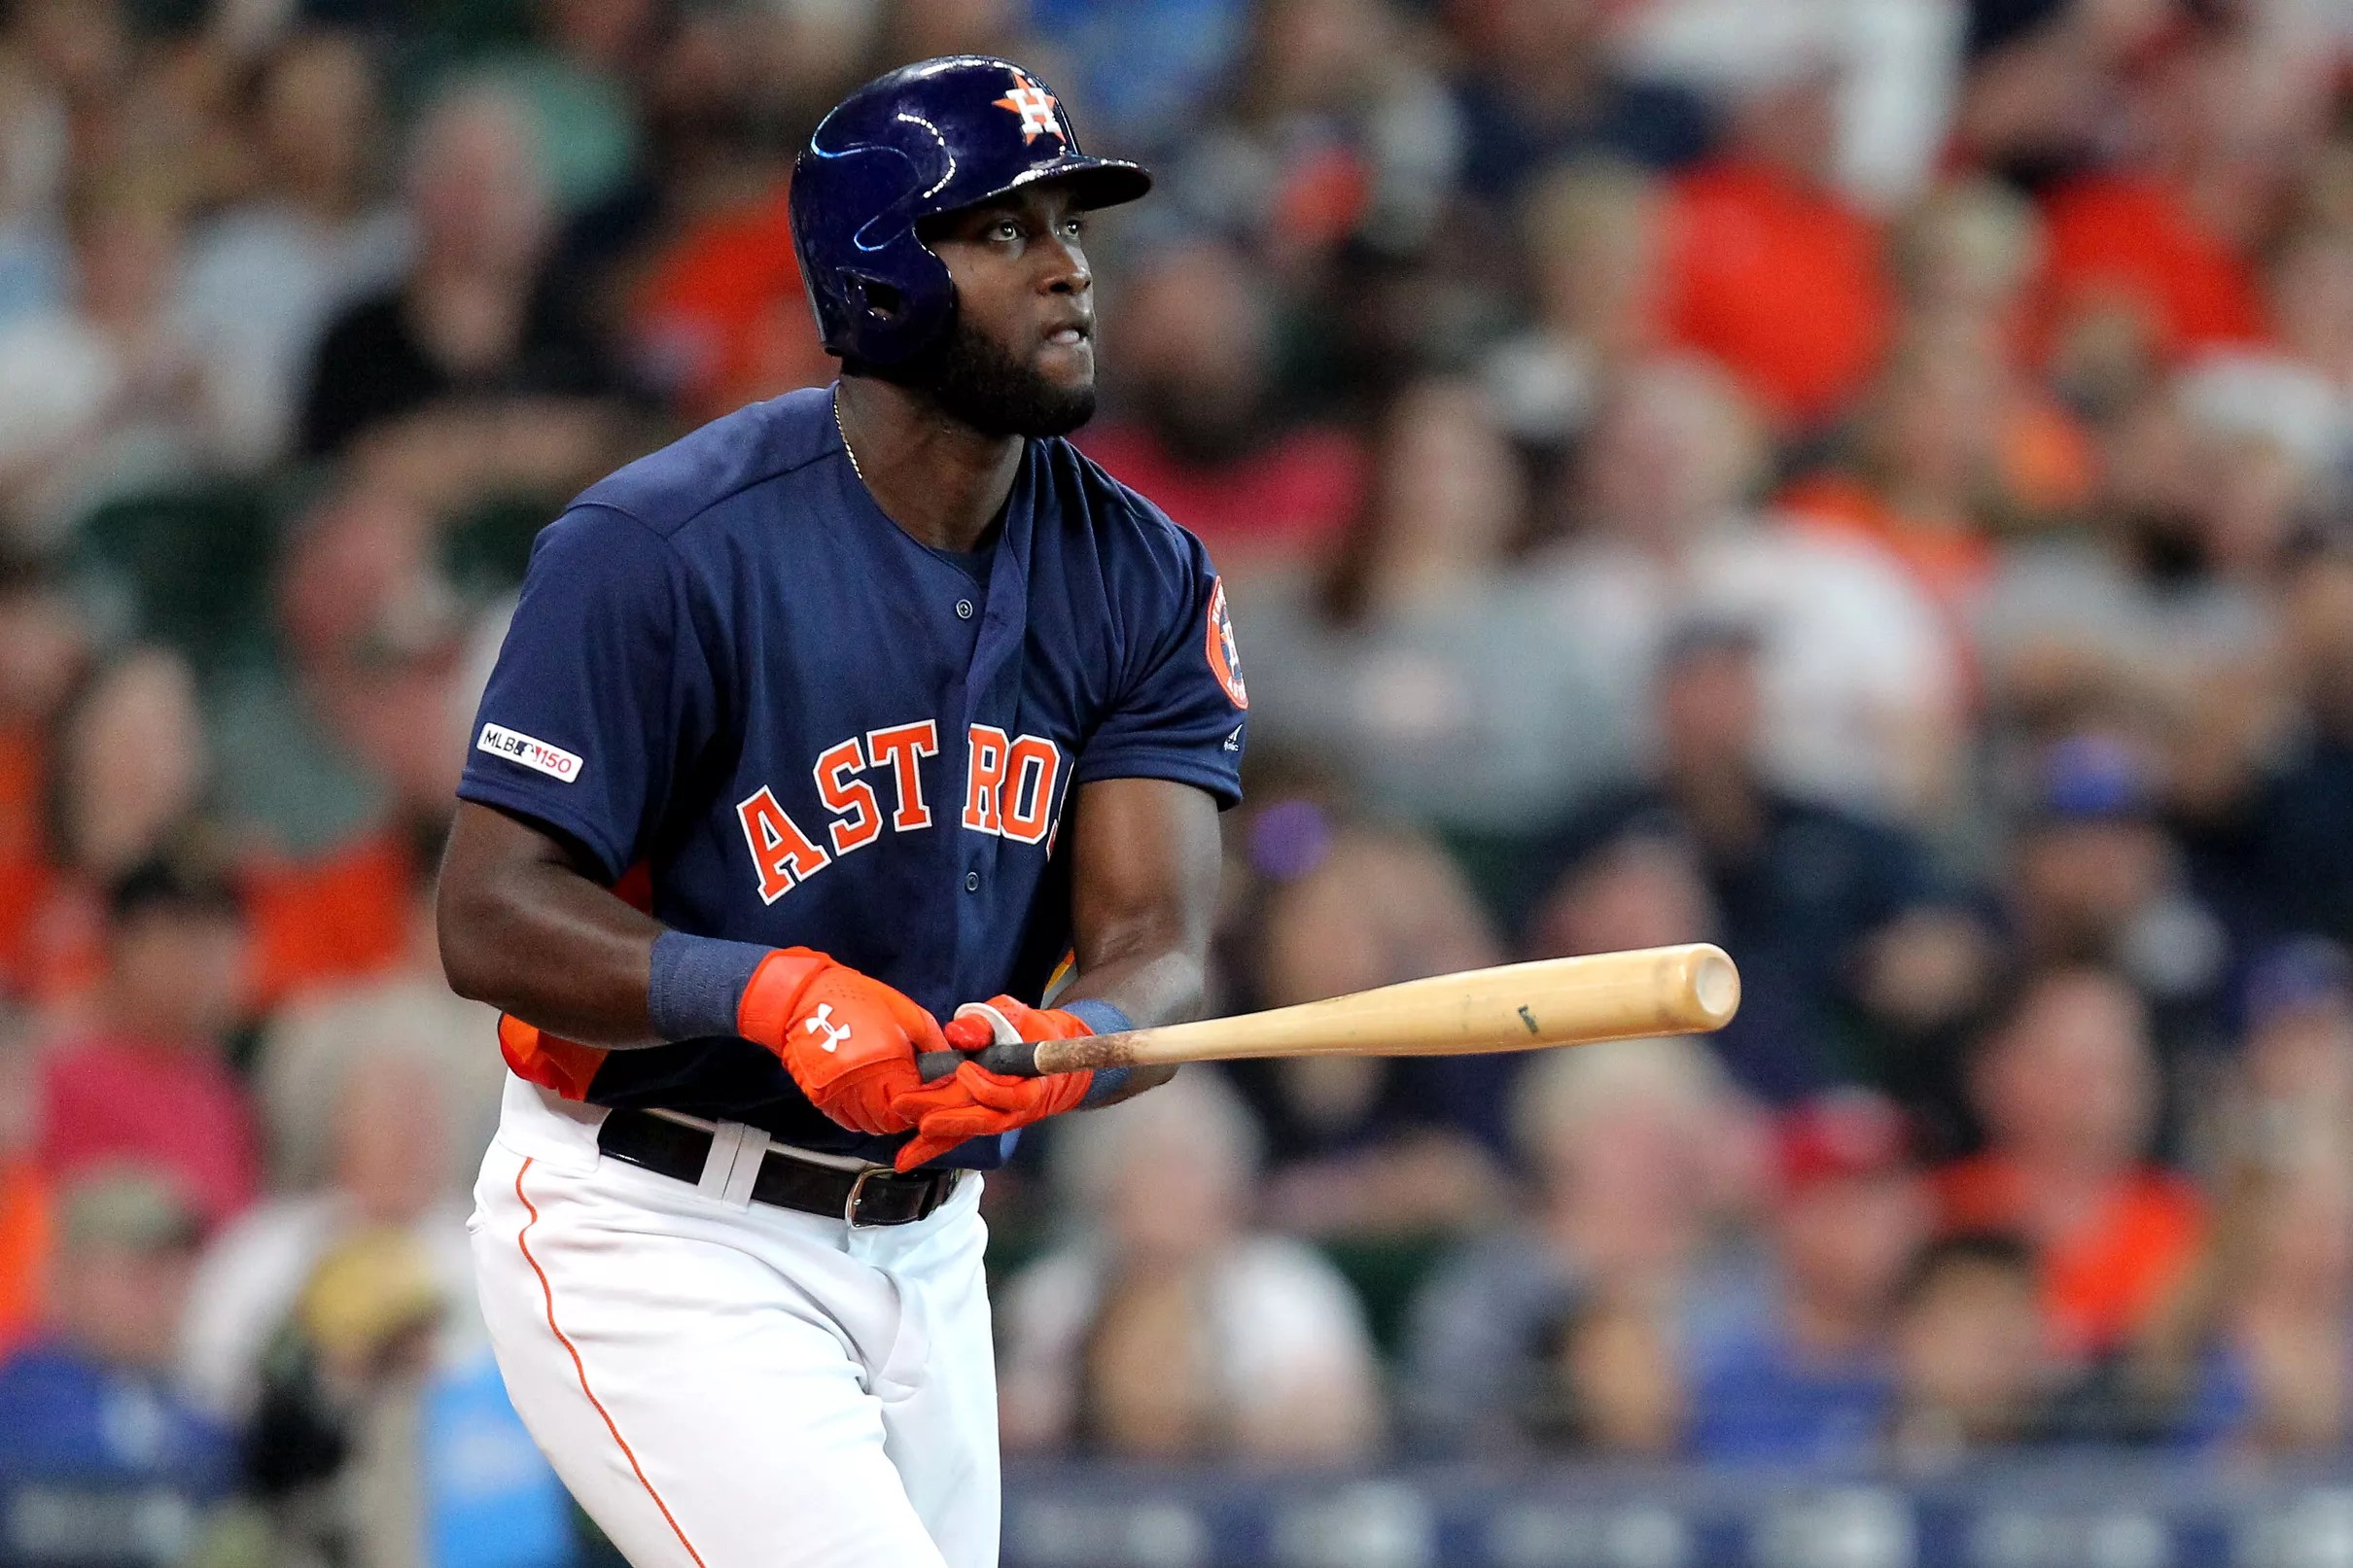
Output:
[
  {"xmin": 804, "ymin": 1004, "xmax": 853, "ymax": 1053},
  {"xmin": 734, "ymin": 948, "xmax": 945, "ymax": 1137}
]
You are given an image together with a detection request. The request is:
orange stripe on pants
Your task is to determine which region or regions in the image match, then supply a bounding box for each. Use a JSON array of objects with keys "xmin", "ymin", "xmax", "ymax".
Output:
[{"xmin": 513, "ymin": 1157, "xmax": 711, "ymax": 1568}]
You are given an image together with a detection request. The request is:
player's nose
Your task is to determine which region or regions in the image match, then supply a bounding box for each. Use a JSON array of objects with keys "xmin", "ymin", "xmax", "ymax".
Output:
[{"xmin": 1036, "ymin": 231, "xmax": 1090, "ymax": 295}]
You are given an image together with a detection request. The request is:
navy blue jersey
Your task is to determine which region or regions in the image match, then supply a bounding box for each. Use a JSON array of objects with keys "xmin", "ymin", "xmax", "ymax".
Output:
[{"xmin": 457, "ymin": 387, "xmax": 1246, "ymax": 1166}]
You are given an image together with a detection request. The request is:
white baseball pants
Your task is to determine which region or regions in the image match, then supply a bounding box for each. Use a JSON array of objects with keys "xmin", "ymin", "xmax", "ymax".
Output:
[{"xmin": 468, "ymin": 1077, "xmax": 1000, "ymax": 1568}]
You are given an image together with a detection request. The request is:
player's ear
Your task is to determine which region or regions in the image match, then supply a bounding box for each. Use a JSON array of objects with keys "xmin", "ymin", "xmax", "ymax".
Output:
[{"xmin": 849, "ymin": 274, "xmax": 907, "ymax": 325}]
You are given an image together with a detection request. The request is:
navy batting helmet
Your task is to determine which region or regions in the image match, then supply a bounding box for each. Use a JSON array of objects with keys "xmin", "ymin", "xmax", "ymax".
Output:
[{"xmin": 790, "ymin": 55, "xmax": 1151, "ymax": 367}]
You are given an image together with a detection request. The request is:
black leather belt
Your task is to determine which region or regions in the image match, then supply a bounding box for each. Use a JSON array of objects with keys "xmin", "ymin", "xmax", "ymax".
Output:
[{"xmin": 596, "ymin": 1107, "xmax": 960, "ymax": 1228}]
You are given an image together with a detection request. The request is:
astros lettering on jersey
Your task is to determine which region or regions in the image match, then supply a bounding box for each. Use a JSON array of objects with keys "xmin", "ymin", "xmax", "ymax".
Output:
[{"xmin": 456, "ymin": 387, "xmax": 1247, "ymax": 1170}]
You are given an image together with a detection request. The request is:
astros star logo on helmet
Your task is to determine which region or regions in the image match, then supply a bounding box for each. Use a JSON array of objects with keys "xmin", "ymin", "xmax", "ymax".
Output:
[{"xmin": 993, "ymin": 70, "xmax": 1065, "ymax": 144}]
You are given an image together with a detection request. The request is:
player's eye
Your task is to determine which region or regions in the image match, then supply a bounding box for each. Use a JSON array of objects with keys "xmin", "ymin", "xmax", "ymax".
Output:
[
  {"xmin": 990, "ymin": 218, "xmax": 1023, "ymax": 242},
  {"xmin": 1061, "ymin": 216, "xmax": 1085, "ymax": 240}
]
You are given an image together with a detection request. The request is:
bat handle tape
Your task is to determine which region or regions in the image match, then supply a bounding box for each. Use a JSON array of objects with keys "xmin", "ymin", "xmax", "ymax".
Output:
[{"xmin": 914, "ymin": 1040, "xmax": 1041, "ymax": 1083}]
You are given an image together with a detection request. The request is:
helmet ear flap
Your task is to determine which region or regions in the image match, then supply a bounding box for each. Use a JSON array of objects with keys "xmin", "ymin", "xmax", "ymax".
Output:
[
  {"xmin": 831, "ymin": 240, "xmax": 954, "ymax": 365},
  {"xmin": 845, "ymin": 273, "xmax": 906, "ymax": 326}
]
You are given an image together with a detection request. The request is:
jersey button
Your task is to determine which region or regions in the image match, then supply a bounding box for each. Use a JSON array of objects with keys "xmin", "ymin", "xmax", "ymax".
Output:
[
  {"xmin": 955, "ymin": 599, "xmax": 975, "ymax": 620},
  {"xmin": 965, "ymin": 871, "xmax": 981, "ymax": 892}
]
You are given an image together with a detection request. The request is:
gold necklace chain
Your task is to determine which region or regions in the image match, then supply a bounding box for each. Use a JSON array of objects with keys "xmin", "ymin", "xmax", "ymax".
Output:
[{"xmin": 832, "ymin": 390, "xmax": 869, "ymax": 486}]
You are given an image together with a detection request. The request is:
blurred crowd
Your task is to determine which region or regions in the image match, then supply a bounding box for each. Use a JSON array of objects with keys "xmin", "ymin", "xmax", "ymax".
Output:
[{"xmin": 11, "ymin": 0, "xmax": 2353, "ymax": 1561}]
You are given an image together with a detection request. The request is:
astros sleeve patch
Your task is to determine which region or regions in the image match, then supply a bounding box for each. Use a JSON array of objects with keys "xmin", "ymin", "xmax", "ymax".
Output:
[{"xmin": 1072, "ymin": 532, "xmax": 1247, "ymax": 810}]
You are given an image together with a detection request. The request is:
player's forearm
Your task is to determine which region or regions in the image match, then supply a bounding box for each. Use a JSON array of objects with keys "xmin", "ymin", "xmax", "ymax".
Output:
[
  {"xmin": 1055, "ymin": 946, "xmax": 1199, "ymax": 1105},
  {"xmin": 439, "ymin": 862, "xmax": 666, "ymax": 1046},
  {"xmin": 438, "ymin": 802, "xmax": 666, "ymax": 1047},
  {"xmin": 1058, "ymin": 777, "xmax": 1223, "ymax": 1105}
]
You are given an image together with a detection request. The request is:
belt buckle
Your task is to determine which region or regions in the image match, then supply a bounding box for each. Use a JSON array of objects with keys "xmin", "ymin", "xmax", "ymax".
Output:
[{"xmin": 843, "ymin": 1167, "xmax": 887, "ymax": 1230}]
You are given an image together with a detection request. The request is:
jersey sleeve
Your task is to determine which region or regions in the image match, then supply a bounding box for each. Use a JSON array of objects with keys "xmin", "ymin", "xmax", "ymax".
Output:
[
  {"xmin": 1071, "ymin": 518, "xmax": 1247, "ymax": 809},
  {"xmin": 456, "ymin": 504, "xmax": 718, "ymax": 883}
]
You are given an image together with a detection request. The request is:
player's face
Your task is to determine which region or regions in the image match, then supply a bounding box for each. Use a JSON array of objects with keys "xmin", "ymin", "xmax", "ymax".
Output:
[{"xmin": 920, "ymin": 186, "xmax": 1099, "ymax": 437}]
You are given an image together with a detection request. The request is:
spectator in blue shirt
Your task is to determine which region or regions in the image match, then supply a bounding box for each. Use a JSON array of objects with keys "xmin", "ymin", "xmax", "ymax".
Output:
[
  {"xmin": 1517, "ymin": 618, "xmax": 1968, "ymax": 1103},
  {"xmin": 2251, "ymin": 554, "xmax": 2353, "ymax": 951},
  {"xmin": 0, "ymin": 1167, "xmax": 234, "ymax": 1567},
  {"xmin": 1447, "ymin": 0, "xmax": 1714, "ymax": 204},
  {"xmin": 1686, "ymin": 1090, "xmax": 1925, "ymax": 1466}
]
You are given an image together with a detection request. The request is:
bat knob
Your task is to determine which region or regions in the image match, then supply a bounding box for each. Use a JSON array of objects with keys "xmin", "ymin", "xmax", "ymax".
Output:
[{"xmin": 1688, "ymin": 946, "xmax": 1741, "ymax": 1028}]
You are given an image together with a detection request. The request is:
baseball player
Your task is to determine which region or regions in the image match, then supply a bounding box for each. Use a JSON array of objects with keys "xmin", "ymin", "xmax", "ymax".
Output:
[{"xmin": 434, "ymin": 56, "xmax": 1245, "ymax": 1568}]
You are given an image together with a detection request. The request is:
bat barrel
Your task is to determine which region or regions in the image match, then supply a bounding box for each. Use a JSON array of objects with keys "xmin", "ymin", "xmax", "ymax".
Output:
[{"xmin": 1422, "ymin": 940, "xmax": 1740, "ymax": 1049}]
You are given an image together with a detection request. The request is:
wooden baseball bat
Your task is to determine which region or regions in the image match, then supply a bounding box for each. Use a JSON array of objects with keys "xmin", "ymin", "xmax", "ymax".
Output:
[{"xmin": 914, "ymin": 942, "xmax": 1739, "ymax": 1081}]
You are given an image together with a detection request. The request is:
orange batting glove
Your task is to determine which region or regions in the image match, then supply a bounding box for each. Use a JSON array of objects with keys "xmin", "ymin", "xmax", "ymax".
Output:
[
  {"xmin": 943, "ymin": 996, "xmax": 1099, "ymax": 1054},
  {"xmin": 889, "ymin": 995, "xmax": 1096, "ymax": 1170},
  {"xmin": 735, "ymin": 948, "xmax": 947, "ymax": 1136}
]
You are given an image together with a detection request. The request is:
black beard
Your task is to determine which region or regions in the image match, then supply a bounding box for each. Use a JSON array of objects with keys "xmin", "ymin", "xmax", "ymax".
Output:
[{"xmin": 867, "ymin": 310, "xmax": 1096, "ymax": 438}]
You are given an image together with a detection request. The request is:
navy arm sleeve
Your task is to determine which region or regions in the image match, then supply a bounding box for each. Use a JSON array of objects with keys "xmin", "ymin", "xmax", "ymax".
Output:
[
  {"xmin": 456, "ymin": 504, "xmax": 719, "ymax": 882},
  {"xmin": 1072, "ymin": 518, "xmax": 1247, "ymax": 809}
]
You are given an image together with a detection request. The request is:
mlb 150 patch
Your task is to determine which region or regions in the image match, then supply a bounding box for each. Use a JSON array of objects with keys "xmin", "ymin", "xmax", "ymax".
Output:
[{"xmin": 478, "ymin": 723, "xmax": 584, "ymax": 783}]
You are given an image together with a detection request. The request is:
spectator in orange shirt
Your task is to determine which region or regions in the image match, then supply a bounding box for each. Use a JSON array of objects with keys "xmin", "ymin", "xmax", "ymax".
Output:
[
  {"xmin": 2038, "ymin": 179, "xmax": 2266, "ymax": 384},
  {"xmin": 2034, "ymin": 23, "xmax": 2326, "ymax": 393},
  {"xmin": 629, "ymin": 189, "xmax": 831, "ymax": 425},
  {"xmin": 212, "ymin": 487, "xmax": 469, "ymax": 1009},
  {"xmin": 1779, "ymin": 330, "xmax": 2007, "ymax": 620},
  {"xmin": 0, "ymin": 1157, "xmax": 47, "ymax": 1359},
  {"xmin": 1656, "ymin": 31, "xmax": 1893, "ymax": 431},
  {"xmin": 1889, "ymin": 181, "xmax": 2096, "ymax": 524},
  {"xmin": 0, "ymin": 1035, "xmax": 52, "ymax": 1357},
  {"xmin": 1935, "ymin": 966, "xmax": 2204, "ymax": 1360},
  {"xmin": 1780, "ymin": 328, "xmax": 2090, "ymax": 635},
  {"xmin": 1782, "ymin": 182, "xmax": 2095, "ymax": 628},
  {"xmin": 0, "ymin": 556, "xmax": 89, "ymax": 999}
]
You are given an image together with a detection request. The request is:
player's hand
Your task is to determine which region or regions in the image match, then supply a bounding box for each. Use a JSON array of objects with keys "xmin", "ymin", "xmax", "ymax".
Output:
[
  {"xmin": 943, "ymin": 995, "xmax": 1098, "ymax": 1054},
  {"xmin": 735, "ymin": 949, "xmax": 946, "ymax": 1136},
  {"xmin": 888, "ymin": 995, "xmax": 1096, "ymax": 1170}
]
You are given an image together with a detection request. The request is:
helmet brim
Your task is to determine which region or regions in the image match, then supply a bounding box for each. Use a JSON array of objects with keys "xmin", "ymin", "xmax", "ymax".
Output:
[{"xmin": 983, "ymin": 156, "xmax": 1152, "ymax": 213}]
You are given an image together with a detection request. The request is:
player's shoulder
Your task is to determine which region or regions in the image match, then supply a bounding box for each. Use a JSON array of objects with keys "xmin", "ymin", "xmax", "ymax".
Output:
[
  {"xmin": 563, "ymin": 386, "xmax": 841, "ymax": 541},
  {"xmin": 1032, "ymin": 435, "xmax": 1211, "ymax": 573}
]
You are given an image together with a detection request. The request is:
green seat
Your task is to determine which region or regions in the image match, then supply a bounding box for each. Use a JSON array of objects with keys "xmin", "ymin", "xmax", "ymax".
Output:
[
  {"xmin": 1315, "ymin": 1235, "xmax": 1452, "ymax": 1360},
  {"xmin": 1437, "ymin": 824, "xmax": 1554, "ymax": 933},
  {"xmin": 69, "ymin": 483, "xmax": 284, "ymax": 675},
  {"xmin": 414, "ymin": 0, "xmax": 537, "ymax": 51},
  {"xmin": 442, "ymin": 492, "xmax": 557, "ymax": 599}
]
